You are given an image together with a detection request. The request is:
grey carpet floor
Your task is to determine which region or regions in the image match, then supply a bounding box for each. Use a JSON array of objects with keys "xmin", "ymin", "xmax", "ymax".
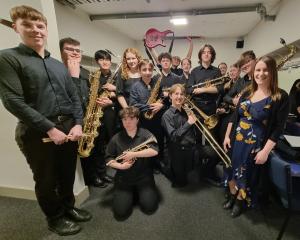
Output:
[{"xmin": 0, "ymin": 173, "xmax": 300, "ymax": 240}]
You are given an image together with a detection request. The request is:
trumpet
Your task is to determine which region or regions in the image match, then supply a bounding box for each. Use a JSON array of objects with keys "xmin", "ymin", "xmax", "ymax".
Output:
[
  {"xmin": 106, "ymin": 136, "xmax": 157, "ymax": 165},
  {"xmin": 192, "ymin": 74, "xmax": 231, "ymax": 88},
  {"xmin": 184, "ymin": 97, "xmax": 218, "ymax": 129},
  {"xmin": 182, "ymin": 102, "xmax": 231, "ymax": 168}
]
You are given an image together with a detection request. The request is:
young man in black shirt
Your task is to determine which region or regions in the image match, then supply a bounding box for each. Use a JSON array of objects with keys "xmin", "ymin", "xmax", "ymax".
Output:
[
  {"xmin": 223, "ymin": 51, "xmax": 256, "ymax": 109},
  {"xmin": 130, "ymin": 59, "xmax": 165, "ymax": 173},
  {"xmin": 106, "ymin": 106, "xmax": 159, "ymax": 220},
  {"xmin": 59, "ymin": 37, "xmax": 89, "ymax": 111},
  {"xmin": 161, "ymin": 84, "xmax": 197, "ymax": 187},
  {"xmin": 186, "ymin": 44, "xmax": 223, "ymax": 185},
  {"xmin": 187, "ymin": 44, "xmax": 222, "ymax": 115},
  {"xmin": 84, "ymin": 50, "xmax": 117, "ymax": 187},
  {"xmin": 0, "ymin": 6, "xmax": 91, "ymax": 236}
]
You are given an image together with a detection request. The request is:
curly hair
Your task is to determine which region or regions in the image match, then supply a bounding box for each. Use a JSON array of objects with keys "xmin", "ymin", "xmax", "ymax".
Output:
[{"xmin": 121, "ymin": 48, "xmax": 142, "ymax": 80}]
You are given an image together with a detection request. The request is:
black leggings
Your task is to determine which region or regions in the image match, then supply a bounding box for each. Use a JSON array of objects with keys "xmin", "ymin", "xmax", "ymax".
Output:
[{"xmin": 113, "ymin": 175, "xmax": 158, "ymax": 220}]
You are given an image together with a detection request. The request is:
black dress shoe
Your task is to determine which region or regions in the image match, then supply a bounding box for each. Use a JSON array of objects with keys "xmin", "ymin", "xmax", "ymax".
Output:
[
  {"xmin": 65, "ymin": 208, "xmax": 92, "ymax": 222},
  {"xmin": 89, "ymin": 177, "xmax": 107, "ymax": 188},
  {"xmin": 48, "ymin": 217, "xmax": 81, "ymax": 236},
  {"xmin": 224, "ymin": 187, "xmax": 230, "ymax": 200},
  {"xmin": 100, "ymin": 175, "xmax": 113, "ymax": 183},
  {"xmin": 203, "ymin": 176, "xmax": 222, "ymax": 187},
  {"xmin": 231, "ymin": 199, "xmax": 244, "ymax": 218},
  {"xmin": 223, "ymin": 193, "xmax": 236, "ymax": 210}
]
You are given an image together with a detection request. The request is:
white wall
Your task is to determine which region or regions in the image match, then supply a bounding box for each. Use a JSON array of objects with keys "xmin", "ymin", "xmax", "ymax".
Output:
[
  {"xmin": 136, "ymin": 37, "xmax": 244, "ymax": 69},
  {"xmin": 245, "ymin": 0, "xmax": 300, "ymax": 93},
  {"xmin": 54, "ymin": 1, "xmax": 135, "ymax": 61},
  {"xmin": 0, "ymin": 0, "xmax": 43, "ymax": 192},
  {"xmin": 278, "ymin": 60, "xmax": 300, "ymax": 93},
  {"xmin": 245, "ymin": 0, "xmax": 300, "ymax": 57}
]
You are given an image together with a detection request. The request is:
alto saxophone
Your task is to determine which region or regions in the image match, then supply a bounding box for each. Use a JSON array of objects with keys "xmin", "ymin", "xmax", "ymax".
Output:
[{"xmin": 144, "ymin": 75, "xmax": 163, "ymax": 119}]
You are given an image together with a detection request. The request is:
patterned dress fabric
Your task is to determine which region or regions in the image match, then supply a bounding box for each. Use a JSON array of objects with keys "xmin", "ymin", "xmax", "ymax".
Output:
[{"xmin": 231, "ymin": 96, "xmax": 272, "ymax": 205}]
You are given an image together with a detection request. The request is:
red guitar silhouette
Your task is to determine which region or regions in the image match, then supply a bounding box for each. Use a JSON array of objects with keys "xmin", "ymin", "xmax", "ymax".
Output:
[{"xmin": 144, "ymin": 28, "xmax": 174, "ymax": 48}]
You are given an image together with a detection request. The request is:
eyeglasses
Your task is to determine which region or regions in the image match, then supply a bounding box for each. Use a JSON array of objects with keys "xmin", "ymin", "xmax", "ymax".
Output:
[{"xmin": 63, "ymin": 47, "xmax": 83, "ymax": 54}]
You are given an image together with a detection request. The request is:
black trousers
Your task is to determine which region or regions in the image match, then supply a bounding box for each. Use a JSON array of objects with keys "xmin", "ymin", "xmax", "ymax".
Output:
[
  {"xmin": 15, "ymin": 119, "xmax": 77, "ymax": 219},
  {"xmin": 81, "ymin": 106, "xmax": 117, "ymax": 182},
  {"xmin": 197, "ymin": 144, "xmax": 221, "ymax": 178},
  {"xmin": 168, "ymin": 143, "xmax": 195, "ymax": 186},
  {"xmin": 113, "ymin": 175, "xmax": 158, "ymax": 220},
  {"xmin": 140, "ymin": 114, "xmax": 165, "ymax": 168}
]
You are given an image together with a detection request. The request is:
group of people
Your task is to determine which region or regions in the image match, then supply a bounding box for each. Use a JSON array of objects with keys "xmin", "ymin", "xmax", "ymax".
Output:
[{"xmin": 0, "ymin": 4, "xmax": 298, "ymax": 237}]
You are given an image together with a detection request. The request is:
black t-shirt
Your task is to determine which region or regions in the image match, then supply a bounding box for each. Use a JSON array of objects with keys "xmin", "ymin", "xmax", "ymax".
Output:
[
  {"xmin": 105, "ymin": 128, "xmax": 158, "ymax": 183},
  {"xmin": 116, "ymin": 71, "xmax": 140, "ymax": 104}
]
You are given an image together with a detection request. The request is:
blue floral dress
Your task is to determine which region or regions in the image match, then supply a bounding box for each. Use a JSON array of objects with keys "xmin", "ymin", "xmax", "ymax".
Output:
[{"xmin": 231, "ymin": 96, "xmax": 272, "ymax": 206}]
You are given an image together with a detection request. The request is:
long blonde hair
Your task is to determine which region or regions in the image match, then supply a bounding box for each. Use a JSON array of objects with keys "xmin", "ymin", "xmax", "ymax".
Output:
[{"xmin": 121, "ymin": 48, "xmax": 142, "ymax": 80}]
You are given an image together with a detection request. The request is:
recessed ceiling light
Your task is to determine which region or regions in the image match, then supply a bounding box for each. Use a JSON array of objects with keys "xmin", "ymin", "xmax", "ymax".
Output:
[{"xmin": 170, "ymin": 18, "xmax": 187, "ymax": 26}]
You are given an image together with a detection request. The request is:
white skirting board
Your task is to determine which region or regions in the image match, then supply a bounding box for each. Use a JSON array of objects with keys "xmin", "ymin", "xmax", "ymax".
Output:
[{"xmin": 0, "ymin": 185, "xmax": 90, "ymax": 206}]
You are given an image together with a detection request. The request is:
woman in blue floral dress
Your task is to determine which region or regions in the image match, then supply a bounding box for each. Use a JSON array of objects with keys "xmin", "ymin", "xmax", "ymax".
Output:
[{"xmin": 223, "ymin": 56, "xmax": 289, "ymax": 217}]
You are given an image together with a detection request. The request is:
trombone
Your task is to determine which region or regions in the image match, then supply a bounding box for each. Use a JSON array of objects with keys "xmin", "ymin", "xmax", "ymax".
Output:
[
  {"xmin": 183, "ymin": 100, "xmax": 231, "ymax": 168},
  {"xmin": 184, "ymin": 97, "xmax": 219, "ymax": 129}
]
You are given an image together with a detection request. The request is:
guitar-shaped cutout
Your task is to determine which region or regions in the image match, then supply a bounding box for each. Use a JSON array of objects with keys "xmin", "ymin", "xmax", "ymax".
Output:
[{"xmin": 144, "ymin": 28, "xmax": 174, "ymax": 48}]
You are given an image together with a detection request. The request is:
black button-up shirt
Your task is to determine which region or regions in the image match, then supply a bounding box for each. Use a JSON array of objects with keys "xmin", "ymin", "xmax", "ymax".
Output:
[
  {"xmin": 98, "ymin": 70, "xmax": 117, "ymax": 109},
  {"xmin": 105, "ymin": 128, "xmax": 158, "ymax": 183},
  {"xmin": 0, "ymin": 43, "xmax": 83, "ymax": 133},
  {"xmin": 171, "ymin": 67, "xmax": 183, "ymax": 76},
  {"xmin": 223, "ymin": 75, "xmax": 251, "ymax": 105},
  {"xmin": 181, "ymin": 73, "xmax": 190, "ymax": 83},
  {"xmin": 72, "ymin": 67, "xmax": 90, "ymax": 111},
  {"xmin": 129, "ymin": 78, "xmax": 163, "ymax": 113},
  {"xmin": 187, "ymin": 65, "xmax": 221, "ymax": 101},
  {"xmin": 160, "ymin": 71, "xmax": 184, "ymax": 89},
  {"xmin": 161, "ymin": 106, "xmax": 196, "ymax": 146}
]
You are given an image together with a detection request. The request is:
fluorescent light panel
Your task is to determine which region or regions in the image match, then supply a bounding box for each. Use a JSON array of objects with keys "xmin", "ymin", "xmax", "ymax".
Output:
[{"xmin": 170, "ymin": 18, "xmax": 187, "ymax": 25}]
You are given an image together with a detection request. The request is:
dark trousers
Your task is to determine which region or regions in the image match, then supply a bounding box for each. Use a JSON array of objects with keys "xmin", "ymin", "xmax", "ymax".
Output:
[
  {"xmin": 113, "ymin": 175, "xmax": 158, "ymax": 220},
  {"xmin": 197, "ymin": 144, "xmax": 221, "ymax": 178},
  {"xmin": 81, "ymin": 106, "xmax": 117, "ymax": 182},
  {"xmin": 140, "ymin": 115, "xmax": 165, "ymax": 169},
  {"xmin": 15, "ymin": 119, "xmax": 77, "ymax": 219},
  {"xmin": 168, "ymin": 143, "xmax": 195, "ymax": 186}
]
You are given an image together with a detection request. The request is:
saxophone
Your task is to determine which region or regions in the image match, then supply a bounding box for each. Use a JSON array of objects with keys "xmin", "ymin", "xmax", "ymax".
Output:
[
  {"xmin": 144, "ymin": 75, "xmax": 163, "ymax": 119},
  {"xmin": 78, "ymin": 70, "xmax": 102, "ymax": 157},
  {"xmin": 230, "ymin": 38, "xmax": 297, "ymax": 108},
  {"xmin": 277, "ymin": 38, "xmax": 297, "ymax": 69},
  {"xmin": 78, "ymin": 63, "xmax": 122, "ymax": 157}
]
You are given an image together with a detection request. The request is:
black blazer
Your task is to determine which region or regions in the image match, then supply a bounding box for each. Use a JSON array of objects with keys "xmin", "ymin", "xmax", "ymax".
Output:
[{"xmin": 229, "ymin": 88, "xmax": 290, "ymax": 145}]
